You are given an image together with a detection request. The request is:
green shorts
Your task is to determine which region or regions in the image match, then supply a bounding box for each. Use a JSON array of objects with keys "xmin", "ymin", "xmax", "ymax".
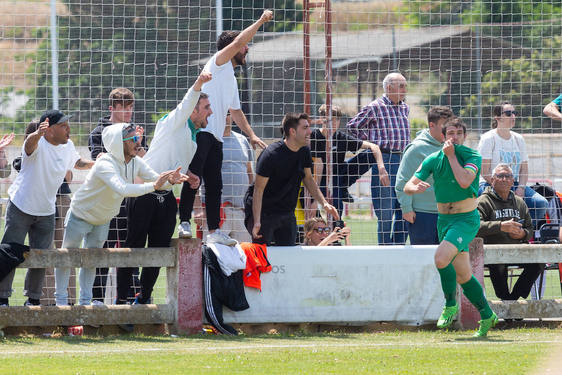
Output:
[{"xmin": 437, "ymin": 210, "xmax": 480, "ymax": 252}]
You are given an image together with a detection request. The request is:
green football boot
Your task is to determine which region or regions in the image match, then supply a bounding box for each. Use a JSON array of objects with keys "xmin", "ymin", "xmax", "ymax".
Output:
[
  {"xmin": 436, "ymin": 303, "xmax": 459, "ymax": 329},
  {"xmin": 473, "ymin": 312, "xmax": 498, "ymax": 338}
]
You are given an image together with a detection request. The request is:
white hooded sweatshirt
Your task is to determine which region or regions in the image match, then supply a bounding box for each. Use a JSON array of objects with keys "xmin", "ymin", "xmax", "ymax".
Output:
[{"xmin": 69, "ymin": 123, "xmax": 161, "ymax": 225}]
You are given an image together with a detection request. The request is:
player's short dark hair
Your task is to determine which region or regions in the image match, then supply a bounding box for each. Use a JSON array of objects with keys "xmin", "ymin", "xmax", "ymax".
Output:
[
  {"xmin": 195, "ymin": 93, "xmax": 209, "ymax": 110},
  {"xmin": 441, "ymin": 117, "xmax": 466, "ymax": 136},
  {"xmin": 281, "ymin": 113, "xmax": 309, "ymax": 138},
  {"xmin": 109, "ymin": 87, "xmax": 134, "ymax": 108},
  {"xmin": 217, "ymin": 31, "xmax": 241, "ymax": 51},
  {"xmin": 427, "ymin": 106, "xmax": 454, "ymax": 125}
]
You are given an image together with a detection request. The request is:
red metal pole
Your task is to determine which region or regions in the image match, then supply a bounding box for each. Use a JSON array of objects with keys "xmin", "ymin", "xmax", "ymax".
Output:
[
  {"xmin": 325, "ymin": 0, "xmax": 333, "ymax": 206},
  {"xmin": 303, "ymin": 0, "xmax": 311, "ymax": 115}
]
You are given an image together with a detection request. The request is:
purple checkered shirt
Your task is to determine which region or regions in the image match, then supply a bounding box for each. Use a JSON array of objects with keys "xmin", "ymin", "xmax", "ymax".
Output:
[{"xmin": 346, "ymin": 94, "xmax": 410, "ymax": 151}]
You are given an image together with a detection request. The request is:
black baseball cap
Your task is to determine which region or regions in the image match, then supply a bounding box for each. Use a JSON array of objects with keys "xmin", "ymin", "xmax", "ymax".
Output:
[{"xmin": 39, "ymin": 109, "xmax": 72, "ymax": 126}]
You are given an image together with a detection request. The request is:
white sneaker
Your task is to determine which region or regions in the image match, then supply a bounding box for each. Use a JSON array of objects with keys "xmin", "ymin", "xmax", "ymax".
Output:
[
  {"xmin": 91, "ymin": 300, "xmax": 104, "ymax": 306},
  {"xmin": 178, "ymin": 221, "xmax": 192, "ymax": 238},
  {"xmin": 206, "ymin": 230, "xmax": 237, "ymax": 246}
]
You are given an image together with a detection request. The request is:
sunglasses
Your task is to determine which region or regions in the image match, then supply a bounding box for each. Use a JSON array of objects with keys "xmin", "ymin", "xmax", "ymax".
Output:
[
  {"xmin": 502, "ymin": 110, "xmax": 518, "ymax": 116},
  {"xmin": 123, "ymin": 135, "xmax": 140, "ymax": 143},
  {"xmin": 494, "ymin": 173, "xmax": 513, "ymax": 179},
  {"xmin": 313, "ymin": 227, "xmax": 331, "ymax": 234}
]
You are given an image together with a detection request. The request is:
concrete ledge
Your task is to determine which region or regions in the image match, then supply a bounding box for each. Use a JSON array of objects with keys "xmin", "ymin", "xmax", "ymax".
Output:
[
  {"xmin": 19, "ymin": 248, "xmax": 176, "ymax": 268},
  {"xmin": 484, "ymin": 244, "xmax": 562, "ymax": 264},
  {"xmin": 490, "ymin": 299, "xmax": 562, "ymax": 319},
  {"xmin": 0, "ymin": 305, "xmax": 175, "ymax": 327}
]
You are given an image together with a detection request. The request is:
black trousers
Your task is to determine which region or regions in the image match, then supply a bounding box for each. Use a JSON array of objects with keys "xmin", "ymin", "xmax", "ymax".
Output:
[
  {"xmin": 179, "ymin": 131, "xmax": 223, "ymax": 231},
  {"xmin": 258, "ymin": 211, "xmax": 298, "ymax": 246},
  {"xmin": 488, "ymin": 263, "xmax": 545, "ymax": 300},
  {"xmin": 92, "ymin": 200, "xmax": 140, "ymax": 302},
  {"xmin": 116, "ymin": 191, "xmax": 177, "ymax": 302}
]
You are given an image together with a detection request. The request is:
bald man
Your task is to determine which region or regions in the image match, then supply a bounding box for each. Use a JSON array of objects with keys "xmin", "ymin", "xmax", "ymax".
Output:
[{"xmin": 347, "ymin": 72, "xmax": 410, "ymax": 245}]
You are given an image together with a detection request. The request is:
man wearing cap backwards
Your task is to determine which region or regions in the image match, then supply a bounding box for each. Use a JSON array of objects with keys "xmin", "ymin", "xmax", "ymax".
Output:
[
  {"xmin": 54, "ymin": 123, "xmax": 190, "ymax": 306},
  {"xmin": 0, "ymin": 110, "xmax": 95, "ymax": 307}
]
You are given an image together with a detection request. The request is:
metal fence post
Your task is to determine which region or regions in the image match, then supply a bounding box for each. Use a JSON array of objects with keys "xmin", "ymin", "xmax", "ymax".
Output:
[{"xmin": 459, "ymin": 237, "xmax": 485, "ymax": 329}]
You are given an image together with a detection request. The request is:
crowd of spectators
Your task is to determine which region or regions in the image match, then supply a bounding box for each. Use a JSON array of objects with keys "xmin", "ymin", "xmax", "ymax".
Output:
[{"xmin": 0, "ymin": 8, "xmax": 559, "ymax": 313}]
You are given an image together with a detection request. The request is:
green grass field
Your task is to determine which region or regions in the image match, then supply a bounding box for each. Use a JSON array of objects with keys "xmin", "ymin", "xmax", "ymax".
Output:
[{"xmin": 0, "ymin": 328, "xmax": 559, "ymax": 374}]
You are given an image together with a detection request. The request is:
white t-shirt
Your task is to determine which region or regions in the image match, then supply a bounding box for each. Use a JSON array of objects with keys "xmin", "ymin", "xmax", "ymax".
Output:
[
  {"xmin": 200, "ymin": 53, "xmax": 241, "ymax": 142},
  {"xmin": 9, "ymin": 137, "xmax": 80, "ymax": 216},
  {"xmin": 477, "ymin": 129, "xmax": 528, "ymax": 182}
]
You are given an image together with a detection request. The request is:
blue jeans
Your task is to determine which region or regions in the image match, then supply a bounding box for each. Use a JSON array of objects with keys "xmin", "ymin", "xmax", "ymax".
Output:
[
  {"xmin": 333, "ymin": 149, "xmax": 377, "ymax": 215},
  {"xmin": 0, "ymin": 200, "xmax": 55, "ymax": 300},
  {"xmin": 406, "ymin": 212, "xmax": 439, "ymax": 245},
  {"xmin": 478, "ymin": 182, "xmax": 547, "ymax": 228},
  {"xmin": 55, "ymin": 211, "xmax": 110, "ymax": 305},
  {"xmin": 371, "ymin": 152, "xmax": 406, "ymax": 245}
]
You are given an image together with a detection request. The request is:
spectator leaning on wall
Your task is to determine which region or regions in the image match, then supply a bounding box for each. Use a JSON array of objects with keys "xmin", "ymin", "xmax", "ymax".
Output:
[
  {"xmin": 116, "ymin": 71, "xmax": 208, "ymax": 307},
  {"xmin": 54, "ymin": 123, "xmax": 189, "ymax": 306},
  {"xmin": 251, "ymin": 113, "xmax": 339, "ymax": 246},
  {"xmin": 0, "ymin": 110, "xmax": 95, "ymax": 307}
]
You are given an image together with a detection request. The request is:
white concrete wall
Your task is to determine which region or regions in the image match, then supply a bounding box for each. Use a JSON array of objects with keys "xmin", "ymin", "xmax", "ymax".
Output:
[{"xmin": 223, "ymin": 245, "xmax": 444, "ymax": 326}]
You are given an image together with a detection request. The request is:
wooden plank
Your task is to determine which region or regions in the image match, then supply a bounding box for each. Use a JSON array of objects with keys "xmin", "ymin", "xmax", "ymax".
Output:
[
  {"xmin": 483, "ymin": 244, "xmax": 562, "ymax": 264},
  {"xmin": 489, "ymin": 299, "xmax": 562, "ymax": 319},
  {"xmin": 19, "ymin": 248, "xmax": 176, "ymax": 268},
  {"xmin": 0, "ymin": 305, "xmax": 175, "ymax": 327}
]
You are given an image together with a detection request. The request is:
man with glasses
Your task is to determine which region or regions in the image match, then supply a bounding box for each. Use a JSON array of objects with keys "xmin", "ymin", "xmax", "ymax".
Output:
[
  {"xmin": 404, "ymin": 117, "xmax": 497, "ymax": 337},
  {"xmin": 477, "ymin": 163, "xmax": 544, "ymax": 302},
  {"xmin": 347, "ymin": 72, "xmax": 409, "ymax": 245},
  {"xmin": 54, "ymin": 123, "xmax": 190, "ymax": 306}
]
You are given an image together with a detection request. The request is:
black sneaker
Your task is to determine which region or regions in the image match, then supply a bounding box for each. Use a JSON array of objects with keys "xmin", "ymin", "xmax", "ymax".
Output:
[
  {"xmin": 24, "ymin": 298, "xmax": 40, "ymax": 306},
  {"xmin": 0, "ymin": 298, "xmax": 8, "ymax": 307}
]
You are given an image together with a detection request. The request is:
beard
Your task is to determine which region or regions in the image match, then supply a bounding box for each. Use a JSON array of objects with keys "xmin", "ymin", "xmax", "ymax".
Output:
[{"xmin": 233, "ymin": 51, "xmax": 246, "ymax": 66}]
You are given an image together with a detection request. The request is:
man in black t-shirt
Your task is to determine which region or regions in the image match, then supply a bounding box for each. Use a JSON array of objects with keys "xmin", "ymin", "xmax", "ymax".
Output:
[{"xmin": 252, "ymin": 113, "xmax": 339, "ymax": 246}]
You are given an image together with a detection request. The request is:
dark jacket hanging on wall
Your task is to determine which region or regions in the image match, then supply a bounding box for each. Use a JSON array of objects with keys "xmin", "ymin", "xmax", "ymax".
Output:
[
  {"xmin": 0, "ymin": 242, "xmax": 30, "ymax": 281},
  {"xmin": 202, "ymin": 245, "xmax": 249, "ymax": 335}
]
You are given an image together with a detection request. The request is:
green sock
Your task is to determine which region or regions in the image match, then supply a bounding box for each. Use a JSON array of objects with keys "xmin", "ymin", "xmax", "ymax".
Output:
[
  {"xmin": 461, "ymin": 275, "xmax": 493, "ymax": 320},
  {"xmin": 437, "ymin": 263, "xmax": 457, "ymax": 307}
]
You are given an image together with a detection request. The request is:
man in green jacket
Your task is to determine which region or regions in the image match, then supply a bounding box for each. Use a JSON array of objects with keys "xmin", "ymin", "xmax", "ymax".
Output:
[
  {"xmin": 395, "ymin": 106, "xmax": 454, "ymax": 244},
  {"xmin": 477, "ymin": 163, "xmax": 544, "ymax": 301}
]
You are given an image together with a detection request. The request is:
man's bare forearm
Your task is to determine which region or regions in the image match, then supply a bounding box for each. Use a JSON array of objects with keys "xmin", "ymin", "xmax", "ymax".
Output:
[{"xmin": 75, "ymin": 158, "xmax": 95, "ymax": 170}]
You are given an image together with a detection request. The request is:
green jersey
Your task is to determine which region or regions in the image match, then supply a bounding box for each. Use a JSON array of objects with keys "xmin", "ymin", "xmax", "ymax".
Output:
[{"xmin": 414, "ymin": 144, "xmax": 481, "ymax": 203}]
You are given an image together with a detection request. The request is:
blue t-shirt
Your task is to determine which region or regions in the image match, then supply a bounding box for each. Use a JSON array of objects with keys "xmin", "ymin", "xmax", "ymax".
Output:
[{"xmin": 553, "ymin": 94, "xmax": 562, "ymax": 106}]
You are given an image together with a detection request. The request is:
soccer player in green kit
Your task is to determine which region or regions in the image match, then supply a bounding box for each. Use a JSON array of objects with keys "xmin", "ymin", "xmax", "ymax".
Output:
[{"xmin": 404, "ymin": 117, "xmax": 498, "ymax": 337}]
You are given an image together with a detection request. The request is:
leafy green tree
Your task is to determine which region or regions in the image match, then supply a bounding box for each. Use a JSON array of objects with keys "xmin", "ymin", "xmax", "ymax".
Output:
[
  {"xmin": 20, "ymin": 0, "xmax": 214, "ymax": 144},
  {"xmin": 461, "ymin": 37, "xmax": 562, "ymax": 132},
  {"xmin": 221, "ymin": 0, "xmax": 302, "ymax": 33}
]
